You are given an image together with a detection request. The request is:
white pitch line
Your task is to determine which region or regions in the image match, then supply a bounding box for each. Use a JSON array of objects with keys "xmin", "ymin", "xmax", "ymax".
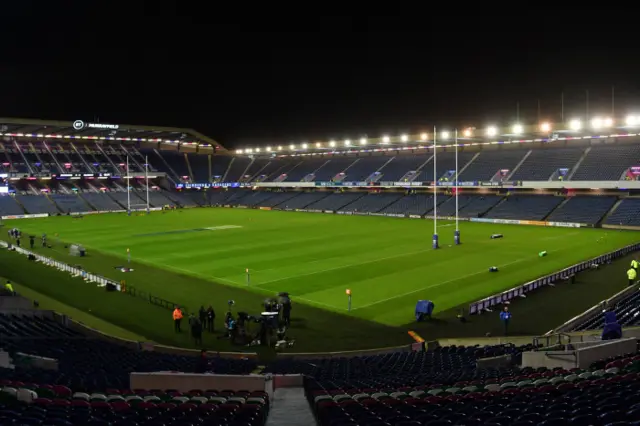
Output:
[
  {"xmin": 352, "ymin": 257, "xmax": 528, "ymax": 310},
  {"xmin": 254, "ymin": 247, "xmax": 433, "ymax": 286}
]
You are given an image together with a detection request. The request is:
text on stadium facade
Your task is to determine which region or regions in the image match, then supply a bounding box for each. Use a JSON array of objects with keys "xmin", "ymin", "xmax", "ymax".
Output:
[{"xmin": 73, "ymin": 120, "xmax": 119, "ymax": 130}]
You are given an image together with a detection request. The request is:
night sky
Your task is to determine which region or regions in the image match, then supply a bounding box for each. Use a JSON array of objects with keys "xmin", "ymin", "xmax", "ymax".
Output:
[{"xmin": 0, "ymin": 17, "xmax": 637, "ymax": 148}]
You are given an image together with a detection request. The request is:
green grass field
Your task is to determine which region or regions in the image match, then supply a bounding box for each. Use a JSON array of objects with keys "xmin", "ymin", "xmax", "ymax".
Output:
[{"xmin": 2, "ymin": 208, "xmax": 637, "ymax": 352}]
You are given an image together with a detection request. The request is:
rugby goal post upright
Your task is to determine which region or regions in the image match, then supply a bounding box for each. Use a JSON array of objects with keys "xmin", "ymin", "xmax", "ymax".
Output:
[
  {"xmin": 432, "ymin": 126, "xmax": 439, "ymax": 249},
  {"xmin": 454, "ymin": 129, "xmax": 461, "ymax": 245},
  {"xmin": 126, "ymin": 155, "xmax": 131, "ymax": 216},
  {"xmin": 145, "ymin": 155, "xmax": 150, "ymax": 214}
]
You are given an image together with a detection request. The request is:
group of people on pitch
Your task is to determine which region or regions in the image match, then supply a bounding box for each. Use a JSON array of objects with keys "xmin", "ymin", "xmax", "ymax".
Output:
[{"xmin": 172, "ymin": 305, "xmax": 216, "ymax": 345}]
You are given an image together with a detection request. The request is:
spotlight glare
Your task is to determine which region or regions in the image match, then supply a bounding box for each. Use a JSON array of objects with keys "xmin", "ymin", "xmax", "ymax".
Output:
[
  {"xmin": 463, "ymin": 129, "xmax": 472, "ymax": 137},
  {"xmin": 256, "ymin": 148, "xmax": 260, "ymax": 152},
  {"xmin": 289, "ymin": 144, "xmax": 295, "ymax": 150},
  {"xmin": 540, "ymin": 122, "xmax": 551, "ymax": 132},
  {"xmin": 569, "ymin": 119, "xmax": 581, "ymax": 130},
  {"xmin": 441, "ymin": 131, "xmax": 449, "ymax": 139},
  {"xmin": 344, "ymin": 139, "xmax": 351, "ymax": 146},
  {"xmin": 382, "ymin": 136, "xmax": 390, "ymax": 144},
  {"xmin": 401, "ymin": 134, "xmax": 408, "ymax": 142},
  {"xmin": 486, "ymin": 126, "xmax": 497, "ymax": 136},
  {"xmin": 329, "ymin": 140, "xmax": 336, "ymax": 147},
  {"xmin": 512, "ymin": 124, "xmax": 523, "ymax": 134},
  {"xmin": 626, "ymin": 115, "xmax": 638, "ymax": 126},
  {"xmin": 277, "ymin": 146, "xmax": 282, "ymax": 151},
  {"xmin": 420, "ymin": 133, "xmax": 427, "ymax": 140},
  {"xmin": 591, "ymin": 117, "xmax": 603, "ymax": 129},
  {"xmin": 315, "ymin": 142, "xmax": 321, "ymax": 148},
  {"xmin": 236, "ymin": 149, "xmax": 243, "ymax": 154},
  {"xmin": 301, "ymin": 143, "xmax": 308, "ymax": 149},
  {"xmin": 360, "ymin": 137, "xmax": 367, "ymax": 145},
  {"xmin": 266, "ymin": 146, "xmax": 271, "ymax": 151}
]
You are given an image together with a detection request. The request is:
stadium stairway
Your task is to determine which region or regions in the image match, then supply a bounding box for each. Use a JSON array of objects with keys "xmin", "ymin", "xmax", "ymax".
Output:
[
  {"xmin": 542, "ymin": 196, "xmax": 571, "ymax": 220},
  {"xmin": 601, "ymin": 197, "xmax": 625, "ymax": 225},
  {"xmin": 566, "ymin": 146, "xmax": 591, "ymax": 180},
  {"xmin": 265, "ymin": 387, "xmax": 317, "ymax": 426},
  {"xmin": 106, "ymin": 192, "xmax": 127, "ymax": 210},
  {"xmin": 44, "ymin": 193, "xmax": 63, "ymax": 214},
  {"xmin": 505, "ymin": 149, "xmax": 532, "ymax": 180},
  {"xmin": 79, "ymin": 193, "xmax": 98, "ymax": 211},
  {"xmin": 479, "ymin": 196, "xmax": 507, "ymax": 217},
  {"xmin": 184, "ymin": 153, "xmax": 195, "ymax": 181}
]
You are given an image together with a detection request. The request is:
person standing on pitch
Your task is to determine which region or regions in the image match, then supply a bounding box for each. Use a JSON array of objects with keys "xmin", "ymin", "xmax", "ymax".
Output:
[
  {"xmin": 500, "ymin": 306, "xmax": 512, "ymax": 336},
  {"xmin": 173, "ymin": 306, "xmax": 183, "ymax": 332},
  {"xmin": 627, "ymin": 267, "xmax": 637, "ymax": 287},
  {"xmin": 206, "ymin": 306, "xmax": 215, "ymax": 332},
  {"xmin": 632, "ymin": 258, "xmax": 639, "ymax": 271}
]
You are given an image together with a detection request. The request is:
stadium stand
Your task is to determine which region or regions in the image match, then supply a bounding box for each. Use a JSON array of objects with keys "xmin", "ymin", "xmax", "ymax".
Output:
[
  {"xmin": 605, "ymin": 198, "xmax": 640, "ymax": 227},
  {"xmin": 458, "ymin": 195, "xmax": 503, "ymax": 218},
  {"xmin": 283, "ymin": 158, "xmax": 327, "ymax": 182},
  {"xmin": 510, "ymin": 147, "xmax": 584, "ymax": 181},
  {"xmin": 254, "ymin": 191, "xmax": 300, "ymax": 208},
  {"xmin": 313, "ymin": 158, "xmax": 359, "ymax": 182},
  {"xmin": 342, "ymin": 156, "xmax": 391, "ymax": 182},
  {"xmin": 338, "ymin": 193, "xmax": 404, "ymax": 213},
  {"xmin": 419, "ymin": 152, "xmax": 475, "ymax": 182},
  {"xmin": 50, "ymin": 194, "xmax": 92, "ymax": 213},
  {"xmin": 15, "ymin": 195, "xmax": 59, "ymax": 215},
  {"xmin": 225, "ymin": 158, "xmax": 252, "ymax": 182},
  {"xmin": 306, "ymin": 192, "xmax": 365, "ymax": 211},
  {"xmin": 80, "ymin": 193, "xmax": 123, "ymax": 211},
  {"xmin": 547, "ymin": 195, "xmax": 618, "ymax": 225},
  {"xmin": 188, "ymin": 153, "xmax": 209, "ymax": 182},
  {"xmin": 457, "ymin": 149, "xmax": 527, "ymax": 181},
  {"xmin": 569, "ymin": 290, "xmax": 640, "ymax": 332},
  {"xmin": 484, "ymin": 195, "xmax": 563, "ymax": 221},
  {"xmin": 381, "ymin": 194, "xmax": 448, "ymax": 216},
  {"xmin": 571, "ymin": 144, "xmax": 640, "ymax": 181},
  {"xmin": 0, "ymin": 196, "xmax": 24, "ymax": 216},
  {"xmin": 276, "ymin": 192, "xmax": 328, "ymax": 210}
]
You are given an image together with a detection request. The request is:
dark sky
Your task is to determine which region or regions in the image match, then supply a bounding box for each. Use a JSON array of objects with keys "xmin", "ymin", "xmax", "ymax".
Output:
[{"xmin": 0, "ymin": 16, "xmax": 637, "ymax": 148}]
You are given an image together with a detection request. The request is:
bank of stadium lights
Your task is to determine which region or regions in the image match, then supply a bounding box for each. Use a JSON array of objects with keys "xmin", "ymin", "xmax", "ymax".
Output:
[
  {"xmin": 315, "ymin": 142, "xmax": 322, "ymax": 148},
  {"xmin": 266, "ymin": 146, "xmax": 271, "ymax": 151},
  {"xmin": 627, "ymin": 115, "xmax": 640, "ymax": 126},
  {"xmin": 486, "ymin": 126, "xmax": 497, "ymax": 137},
  {"xmin": 441, "ymin": 131, "xmax": 449, "ymax": 139},
  {"xmin": 512, "ymin": 124, "xmax": 523, "ymax": 134},
  {"xmin": 301, "ymin": 143, "xmax": 308, "ymax": 149},
  {"xmin": 360, "ymin": 137, "xmax": 367, "ymax": 145},
  {"xmin": 236, "ymin": 149, "xmax": 243, "ymax": 154},
  {"xmin": 401, "ymin": 134, "xmax": 408, "ymax": 142},
  {"xmin": 382, "ymin": 136, "xmax": 390, "ymax": 144},
  {"xmin": 420, "ymin": 133, "xmax": 428, "ymax": 141},
  {"xmin": 256, "ymin": 148, "xmax": 260, "ymax": 152},
  {"xmin": 329, "ymin": 140, "xmax": 336, "ymax": 147},
  {"xmin": 277, "ymin": 146, "xmax": 282, "ymax": 151},
  {"xmin": 463, "ymin": 129, "xmax": 472, "ymax": 137},
  {"xmin": 540, "ymin": 122, "xmax": 551, "ymax": 132},
  {"xmin": 289, "ymin": 144, "xmax": 295, "ymax": 150},
  {"xmin": 591, "ymin": 117, "xmax": 613, "ymax": 129},
  {"xmin": 344, "ymin": 139, "xmax": 351, "ymax": 146}
]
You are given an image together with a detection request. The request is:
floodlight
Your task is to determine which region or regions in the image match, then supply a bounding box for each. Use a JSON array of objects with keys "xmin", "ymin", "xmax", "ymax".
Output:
[
  {"xmin": 382, "ymin": 136, "xmax": 390, "ymax": 143},
  {"xmin": 486, "ymin": 126, "xmax": 497, "ymax": 136},
  {"xmin": 256, "ymin": 148, "xmax": 261, "ymax": 152},
  {"xmin": 603, "ymin": 117, "xmax": 613, "ymax": 127},
  {"xmin": 569, "ymin": 119, "xmax": 581, "ymax": 130},
  {"xmin": 277, "ymin": 146, "xmax": 282, "ymax": 151},
  {"xmin": 512, "ymin": 124, "xmax": 523, "ymax": 134},
  {"xmin": 626, "ymin": 115, "xmax": 638, "ymax": 126},
  {"xmin": 329, "ymin": 140, "xmax": 336, "ymax": 147},
  {"xmin": 315, "ymin": 142, "xmax": 321, "ymax": 148},
  {"xmin": 236, "ymin": 149, "xmax": 243, "ymax": 154},
  {"xmin": 344, "ymin": 139, "xmax": 351, "ymax": 146},
  {"xmin": 246, "ymin": 148, "xmax": 253, "ymax": 153},
  {"xmin": 360, "ymin": 137, "xmax": 367, "ymax": 145},
  {"xmin": 441, "ymin": 131, "xmax": 449, "ymax": 139},
  {"xmin": 591, "ymin": 117, "xmax": 603, "ymax": 129},
  {"xmin": 301, "ymin": 143, "xmax": 308, "ymax": 149},
  {"xmin": 289, "ymin": 144, "xmax": 295, "ymax": 150},
  {"xmin": 463, "ymin": 129, "xmax": 472, "ymax": 137},
  {"xmin": 266, "ymin": 146, "xmax": 271, "ymax": 151},
  {"xmin": 420, "ymin": 133, "xmax": 428, "ymax": 140},
  {"xmin": 540, "ymin": 122, "xmax": 551, "ymax": 132},
  {"xmin": 401, "ymin": 134, "xmax": 408, "ymax": 142}
]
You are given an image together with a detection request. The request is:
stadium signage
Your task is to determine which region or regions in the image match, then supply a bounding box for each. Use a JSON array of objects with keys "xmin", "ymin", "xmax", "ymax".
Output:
[
  {"xmin": 392, "ymin": 181, "xmax": 423, "ymax": 186},
  {"xmin": 72, "ymin": 120, "xmax": 119, "ymax": 130}
]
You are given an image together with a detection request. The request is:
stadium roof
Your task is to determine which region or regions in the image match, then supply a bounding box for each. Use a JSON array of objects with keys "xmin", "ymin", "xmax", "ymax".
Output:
[
  {"xmin": 0, "ymin": 117, "xmax": 228, "ymax": 154},
  {"xmin": 236, "ymin": 115, "xmax": 640, "ymax": 157}
]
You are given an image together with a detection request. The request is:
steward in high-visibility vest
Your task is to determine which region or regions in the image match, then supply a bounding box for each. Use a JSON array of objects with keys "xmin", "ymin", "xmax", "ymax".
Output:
[
  {"xmin": 627, "ymin": 268, "xmax": 637, "ymax": 287},
  {"xmin": 631, "ymin": 259, "xmax": 639, "ymax": 270},
  {"xmin": 4, "ymin": 282, "xmax": 14, "ymax": 294},
  {"xmin": 173, "ymin": 307, "xmax": 183, "ymax": 332}
]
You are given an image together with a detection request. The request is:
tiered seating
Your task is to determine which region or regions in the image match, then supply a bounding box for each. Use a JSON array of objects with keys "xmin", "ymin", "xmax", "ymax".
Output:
[
  {"xmin": 159, "ymin": 151, "xmax": 190, "ymax": 179},
  {"xmin": 276, "ymin": 192, "xmax": 328, "ymax": 210},
  {"xmin": 418, "ymin": 152, "xmax": 475, "ymax": 182},
  {"xmin": 339, "ymin": 193, "xmax": 404, "ymax": 213},
  {"xmin": 224, "ymin": 158, "xmax": 252, "ymax": 182},
  {"xmin": 254, "ymin": 191, "xmax": 301, "ymax": 207},
  {"xmin": 511, "ymin": 147, "xmax": 584, "ymax": 181},
  {"xmin": 187, "ymin": 153, "xmax": 209, "ymax": 182},
  {"xmin": 81, "ymin": 193, "xmax": 122, "ymax": 211},
  {"xmin": 457, "ymin": 149, "xmax": 527, "ymax": 181},
  {"xmin": 15, "ymin": 195, "xmax": 59, "ymax": 215},
  {"xmin": 0, "ymin": 314, "xmax": 256, "ymax": 390},
  {"xmin": 250, "ymin": 158, "xmax": 287, "ymax": 182},
  {"xmin": 307, "ymin": 366, "xmax": 640, "ymax": 426},
  {"xmin": 343, "ymin": 157, "xmax": 390, "ymax": 182},
  {"xmin": 164, "ymin": 191, "xmax": 201, "ymax": 207},
  {"xmin": 485, "ymin": 195, "xmax": 563, "ymax": 221},
  {"xmin": 435, "ymin": 196, "xmax": 475, "ymax": 217},
  {"xmin": 381, "ymin": 195, "xmax": 448, "ymax": 216},
  {"xmin": 234, "ymin": 191, "xmax": 276, "ymax": 207},
  {"xmin": 314, "ymin": 158, "xmax": 359, "ymax": 182},
  {"xmin": 572, "ymin": 144, "xmax": 640, "ymax": 181},
  {"xmin": 605, "ymin": 198, "xmax": 640, "ymax": 226},
  {"xmin": 208, "ymin": 190, "xmax": 233, "ymax": 205},
  {"xmin": 242, "ymin": 159, "xmax": 270, "ymax": 182},
  {"xmin": 570, "ymin": 290, "xmax": 640, "ymax": 332},
  {"xmin": 547, "ymin": 196, "xmax": 617, "ymax": 225},
  {"xmin": 306, "ymin": 192, "xmax": 365, "ymax": 211},
  {"xmin": 459, "ymin": 196, "xmax": 503, "ymax": 218},
  {"xmin": 284, "ymin": 158, "xmax": 327, "ymax": 182},
  {"xmin": 377, "ymin": 155, "xmax": 430, "ymax": 182},
  {"xmin": 0, "ymin": 384, "xmax": 269, "ymax": 426},
  {"xmin": 51, "ymin": 194, "xmax": 92, "ymax": 213},
  {"xmin": 0, "ymin": 196, "xmax": 24, "ymax": 216},
  {"xmin": 211, "ymin": 156, "xmax": 232, "ymax": 182}
]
